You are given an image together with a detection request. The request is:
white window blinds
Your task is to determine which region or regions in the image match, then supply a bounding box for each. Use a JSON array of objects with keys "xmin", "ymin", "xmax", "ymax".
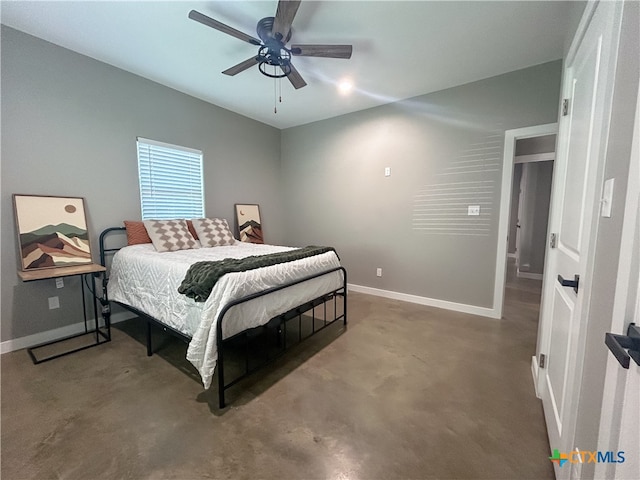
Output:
[{"xmin": 136, "ymin": 137, "xmax": 204, "ymax": 220}]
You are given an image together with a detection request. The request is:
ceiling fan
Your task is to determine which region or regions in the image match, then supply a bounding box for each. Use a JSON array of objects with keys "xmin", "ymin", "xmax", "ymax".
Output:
[{"xmin": 188, "ymin": 0, "xmax": 353, "ymax": 89}]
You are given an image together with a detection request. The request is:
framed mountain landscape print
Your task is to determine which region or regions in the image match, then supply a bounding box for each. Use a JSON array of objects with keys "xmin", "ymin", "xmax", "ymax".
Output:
[
  {"xmin": 235, "ymin": 203, "xmax": 263, "ymax": 244},
  {"xmin": 13, "ymin": 194, "xmax": 92, "ymax": 271}
]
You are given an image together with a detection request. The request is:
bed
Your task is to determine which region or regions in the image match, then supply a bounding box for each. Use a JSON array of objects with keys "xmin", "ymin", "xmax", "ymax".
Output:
[{"xmin": 98, "ymin": 224, "xmax": 347, "ymax": 408}]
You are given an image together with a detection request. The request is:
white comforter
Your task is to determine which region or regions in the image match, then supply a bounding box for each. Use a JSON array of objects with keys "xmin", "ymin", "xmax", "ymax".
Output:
[{"xmin": 107, "ymin": 242, "xmax": 343, "ymax": 388}]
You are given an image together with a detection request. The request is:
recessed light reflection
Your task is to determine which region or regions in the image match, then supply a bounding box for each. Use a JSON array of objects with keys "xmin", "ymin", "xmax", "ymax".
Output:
[{"xmin": 338, "ymin": 80, "xmax": 353, "ymax": 95}]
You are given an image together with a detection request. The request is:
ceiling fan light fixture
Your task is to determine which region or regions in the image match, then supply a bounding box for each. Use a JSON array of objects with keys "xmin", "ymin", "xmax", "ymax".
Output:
[
  {"xmin": 258, "ymin": 60, "xmax": 291, "ymax": 78},
  {"xmin": 257, "ymin": 45, "xmax": 292, "ymax": 78}
]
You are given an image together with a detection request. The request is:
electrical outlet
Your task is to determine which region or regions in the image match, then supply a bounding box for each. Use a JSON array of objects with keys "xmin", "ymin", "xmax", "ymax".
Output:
[
  {"xmin": 55, "ymin": 278, "xmax": 64, "ymax": 289},
  {"xmin": 468, "ymin": 205, "xmax": 480, "ymax": 216},
  {"xmin": 384, "ymin": 167, "xmax": 391, "ymax": 177},
  {"xmin": 376, "ymin": 268, "xmax": 382, "ymax": 277},
  {"xmin": 48, "ymin": 296, "xmax": 60, "ymax": 309}
]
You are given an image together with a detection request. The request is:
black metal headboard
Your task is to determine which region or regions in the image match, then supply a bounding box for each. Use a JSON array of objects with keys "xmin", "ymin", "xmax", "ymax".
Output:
[
  {"xmin": 98, "ymin": 227, "xmax": 128, "ymax": 299},
  {"xmin": 94, "ymin": 227, "xmax": 127, "ymax": 318},
  {"xmin": 99, "ymin": 227, "xmax": 126, "ymax": 268}
]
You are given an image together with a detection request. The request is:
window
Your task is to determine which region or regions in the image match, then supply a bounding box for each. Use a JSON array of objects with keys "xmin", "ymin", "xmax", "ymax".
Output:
[{"xmin": 136, "ymin": 137, "xmax": 204, "ymax": 220}]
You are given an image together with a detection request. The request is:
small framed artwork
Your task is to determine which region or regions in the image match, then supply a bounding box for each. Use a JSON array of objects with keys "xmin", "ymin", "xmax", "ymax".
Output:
[
  {"xmin": 235, "ymin": 203, "xmax": 263, "ymax": 244},
  {"xmin": 13, "ymin": 194, "xmax": 93, "ymax": 271}
]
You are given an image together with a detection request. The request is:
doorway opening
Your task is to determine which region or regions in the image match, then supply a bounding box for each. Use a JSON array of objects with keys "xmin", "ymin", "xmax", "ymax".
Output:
[
  {"xmin": 509, "ymin": 135, "xmax": 556, "ymax": 280},
  {"xmin": 504, "ymin": 135, "xmax": 556, "ymax": 366},
  {"xmin": 494, "ymin": 123, "xmax": 558, "ymax": 320}
]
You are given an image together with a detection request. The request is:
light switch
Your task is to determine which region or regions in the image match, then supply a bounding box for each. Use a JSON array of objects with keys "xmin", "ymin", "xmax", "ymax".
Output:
[
  {"xmin": 384, "ymin": 167, "xmax": 391, "ymax": 177},
  {"xmin": 468, "ymin": 205, "xmax": 480, "ymax": 216},
  {"xmin": 601, "ymin": 178, "xmax": 614, "ymax": 218}
]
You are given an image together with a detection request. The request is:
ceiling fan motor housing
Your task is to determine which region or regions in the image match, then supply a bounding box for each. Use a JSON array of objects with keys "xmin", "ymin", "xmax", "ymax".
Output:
[
  {"xmin": 256, "ymin": 17, "xmax": 293, "ymax": 77},
  {"xmin": 257, "ymin": 16, "xmax": 292, "ymax": 44}
]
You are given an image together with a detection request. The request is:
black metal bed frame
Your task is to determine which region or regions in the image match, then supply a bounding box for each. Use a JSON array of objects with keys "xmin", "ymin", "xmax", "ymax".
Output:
[{"xmin": 99, "ymin": 227, "xmax": 347, "ymax": 408}]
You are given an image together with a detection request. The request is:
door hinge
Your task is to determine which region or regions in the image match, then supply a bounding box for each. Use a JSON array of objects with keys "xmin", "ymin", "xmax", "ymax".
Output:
[
  {"xmin": 562, "ymin": 98, "xmax": 570, "ymax": 116},
  {"xmin": 540, "ymin": 354, "xmax": 547, "ymax": 368},
  {"xmin": 550, "ymin": 233, "xmax": 557, "ymax": 248}
]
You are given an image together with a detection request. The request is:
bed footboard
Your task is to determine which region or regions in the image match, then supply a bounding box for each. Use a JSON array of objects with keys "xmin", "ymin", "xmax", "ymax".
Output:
[{"xmin": 215, "ymin": 266, "xmax": 347, "ymax": 408}]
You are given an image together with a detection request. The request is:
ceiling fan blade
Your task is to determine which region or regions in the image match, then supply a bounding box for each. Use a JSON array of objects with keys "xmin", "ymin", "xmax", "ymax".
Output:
[
  {"xmin": 272, "ymin": 0, "xmax": 301, "ymax": 42},
  {"xmin": 282, "ymin": 63, "xmax": 307, "ymax": 89},
  {"xmin": 189, "ymin": 10, "xmax": 261, "ymax": 46},
  {"xmin": 222, "ymin": 57, "xmax": 260, "ymax": 76},
  {"xmin": 290, "ymin": 44, "xmax": 353, "ymax": 59}
]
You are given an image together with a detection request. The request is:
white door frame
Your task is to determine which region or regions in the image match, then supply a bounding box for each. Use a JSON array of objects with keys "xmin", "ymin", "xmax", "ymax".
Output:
[
  {"xmin": 594, "ymin": 81, "xmax": 640, "ymax": 480},
  {"xmin": 494, "ymin": 123, "xmax": 558, "ymax": 319}
]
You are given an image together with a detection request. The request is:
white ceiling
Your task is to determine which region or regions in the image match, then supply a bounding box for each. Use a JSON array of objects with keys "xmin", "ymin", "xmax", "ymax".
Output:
[{"xmin": 1, "ymin": 1, "xmax": 572, "ymax": 129}]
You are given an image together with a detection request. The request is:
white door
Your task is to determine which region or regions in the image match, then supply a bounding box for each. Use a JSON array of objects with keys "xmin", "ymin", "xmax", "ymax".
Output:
[{"xmin": 536, "ymin": 1, "xmax": 623, "ymax": 477}]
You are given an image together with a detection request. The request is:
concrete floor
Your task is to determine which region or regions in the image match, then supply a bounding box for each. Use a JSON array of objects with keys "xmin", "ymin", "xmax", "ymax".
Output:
[{"xmin": 1, "ymin": 273, "xmax": 552, "ymax": 479}]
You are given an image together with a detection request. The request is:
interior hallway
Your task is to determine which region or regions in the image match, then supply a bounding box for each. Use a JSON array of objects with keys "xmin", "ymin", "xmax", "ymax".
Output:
[{"xmin": 1, "ymin": 272, "xmax": 551, "ymax": 479}]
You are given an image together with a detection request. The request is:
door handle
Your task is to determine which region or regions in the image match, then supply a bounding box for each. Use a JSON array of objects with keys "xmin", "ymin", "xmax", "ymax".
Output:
[
  {"xmin": 605, "ymin": 323, "xmax": 640, "ymax": 369},
  {"xmin": 557, "ymin": 274, "xmax": 580, "ymax": 293}
]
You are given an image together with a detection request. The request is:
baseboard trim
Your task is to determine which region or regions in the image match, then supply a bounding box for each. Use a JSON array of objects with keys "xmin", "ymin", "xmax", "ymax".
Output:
[
  {"xmin": 347, "ymin": 283, "xmax": 499, "ymax": 319},
  {"xmin": 531, "ymin": 355, "xmax": 541, "ymax": 398},
  {"xmin": 0, "ymin": 312, "xmax": 133, "ymax": 355},
  {"xmin": 2, "ymin": 284, "xmax": 503, "ymax": 352},
  {"xmin": 517, "ymin": 271, "xmax": 544, "ymax": 281}
]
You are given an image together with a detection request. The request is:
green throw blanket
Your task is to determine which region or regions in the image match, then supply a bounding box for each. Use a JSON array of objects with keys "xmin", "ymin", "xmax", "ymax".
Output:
[{"xmin": 178, "ymin": 246, "xmax": 337, "ymax": 302}]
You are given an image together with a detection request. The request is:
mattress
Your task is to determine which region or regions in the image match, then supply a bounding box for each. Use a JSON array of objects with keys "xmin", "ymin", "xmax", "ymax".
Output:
[{"xmin": 108, "ymin": 242, "xmax": 343, "ymax": 388}]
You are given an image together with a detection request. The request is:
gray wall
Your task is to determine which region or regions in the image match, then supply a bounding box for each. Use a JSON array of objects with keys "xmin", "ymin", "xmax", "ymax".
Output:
[
  {"xmin": 1, "ymin": 27, "xmax": 282, "ymax": 342},
  {"xmin": 0, "ymin": 30, "xmax": 563, "ymax": 342},
  {"xmin": 281, "ymin": 61, "xmax": 562, "ymax": 308}
]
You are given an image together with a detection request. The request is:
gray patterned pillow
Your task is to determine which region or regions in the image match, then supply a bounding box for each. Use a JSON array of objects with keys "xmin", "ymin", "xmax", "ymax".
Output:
[
  {"xmin": 143, "ymin": 219, "xmax": 200, "ymax": 252},
  {"xmin": 191, "ymin": 218, "xmax": 236, "ymax": 247}
]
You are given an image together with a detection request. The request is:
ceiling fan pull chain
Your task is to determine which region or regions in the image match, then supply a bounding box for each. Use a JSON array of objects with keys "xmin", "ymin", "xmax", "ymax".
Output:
[
  {"xmin": 274, "ymin": 71, "xmax": 277, "ymax": 114},
  {"xmin": 279, "ymin": 77, "xmax": 282, "ymax": 104}
]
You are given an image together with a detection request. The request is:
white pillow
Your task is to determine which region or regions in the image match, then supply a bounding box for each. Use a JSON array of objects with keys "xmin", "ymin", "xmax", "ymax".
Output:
[
  {"xmin": 190, "ymin": 218, "xmax": 236, "ymax": 247},
  {"xmin": 143, "ymin": 219, "xmax": 200, "ymax": 252}
]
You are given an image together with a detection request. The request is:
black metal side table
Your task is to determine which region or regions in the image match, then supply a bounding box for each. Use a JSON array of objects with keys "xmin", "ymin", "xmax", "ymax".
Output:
[{"xmin": 19, "ymin": 263, "xmax": 111, "ymax": 364}]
